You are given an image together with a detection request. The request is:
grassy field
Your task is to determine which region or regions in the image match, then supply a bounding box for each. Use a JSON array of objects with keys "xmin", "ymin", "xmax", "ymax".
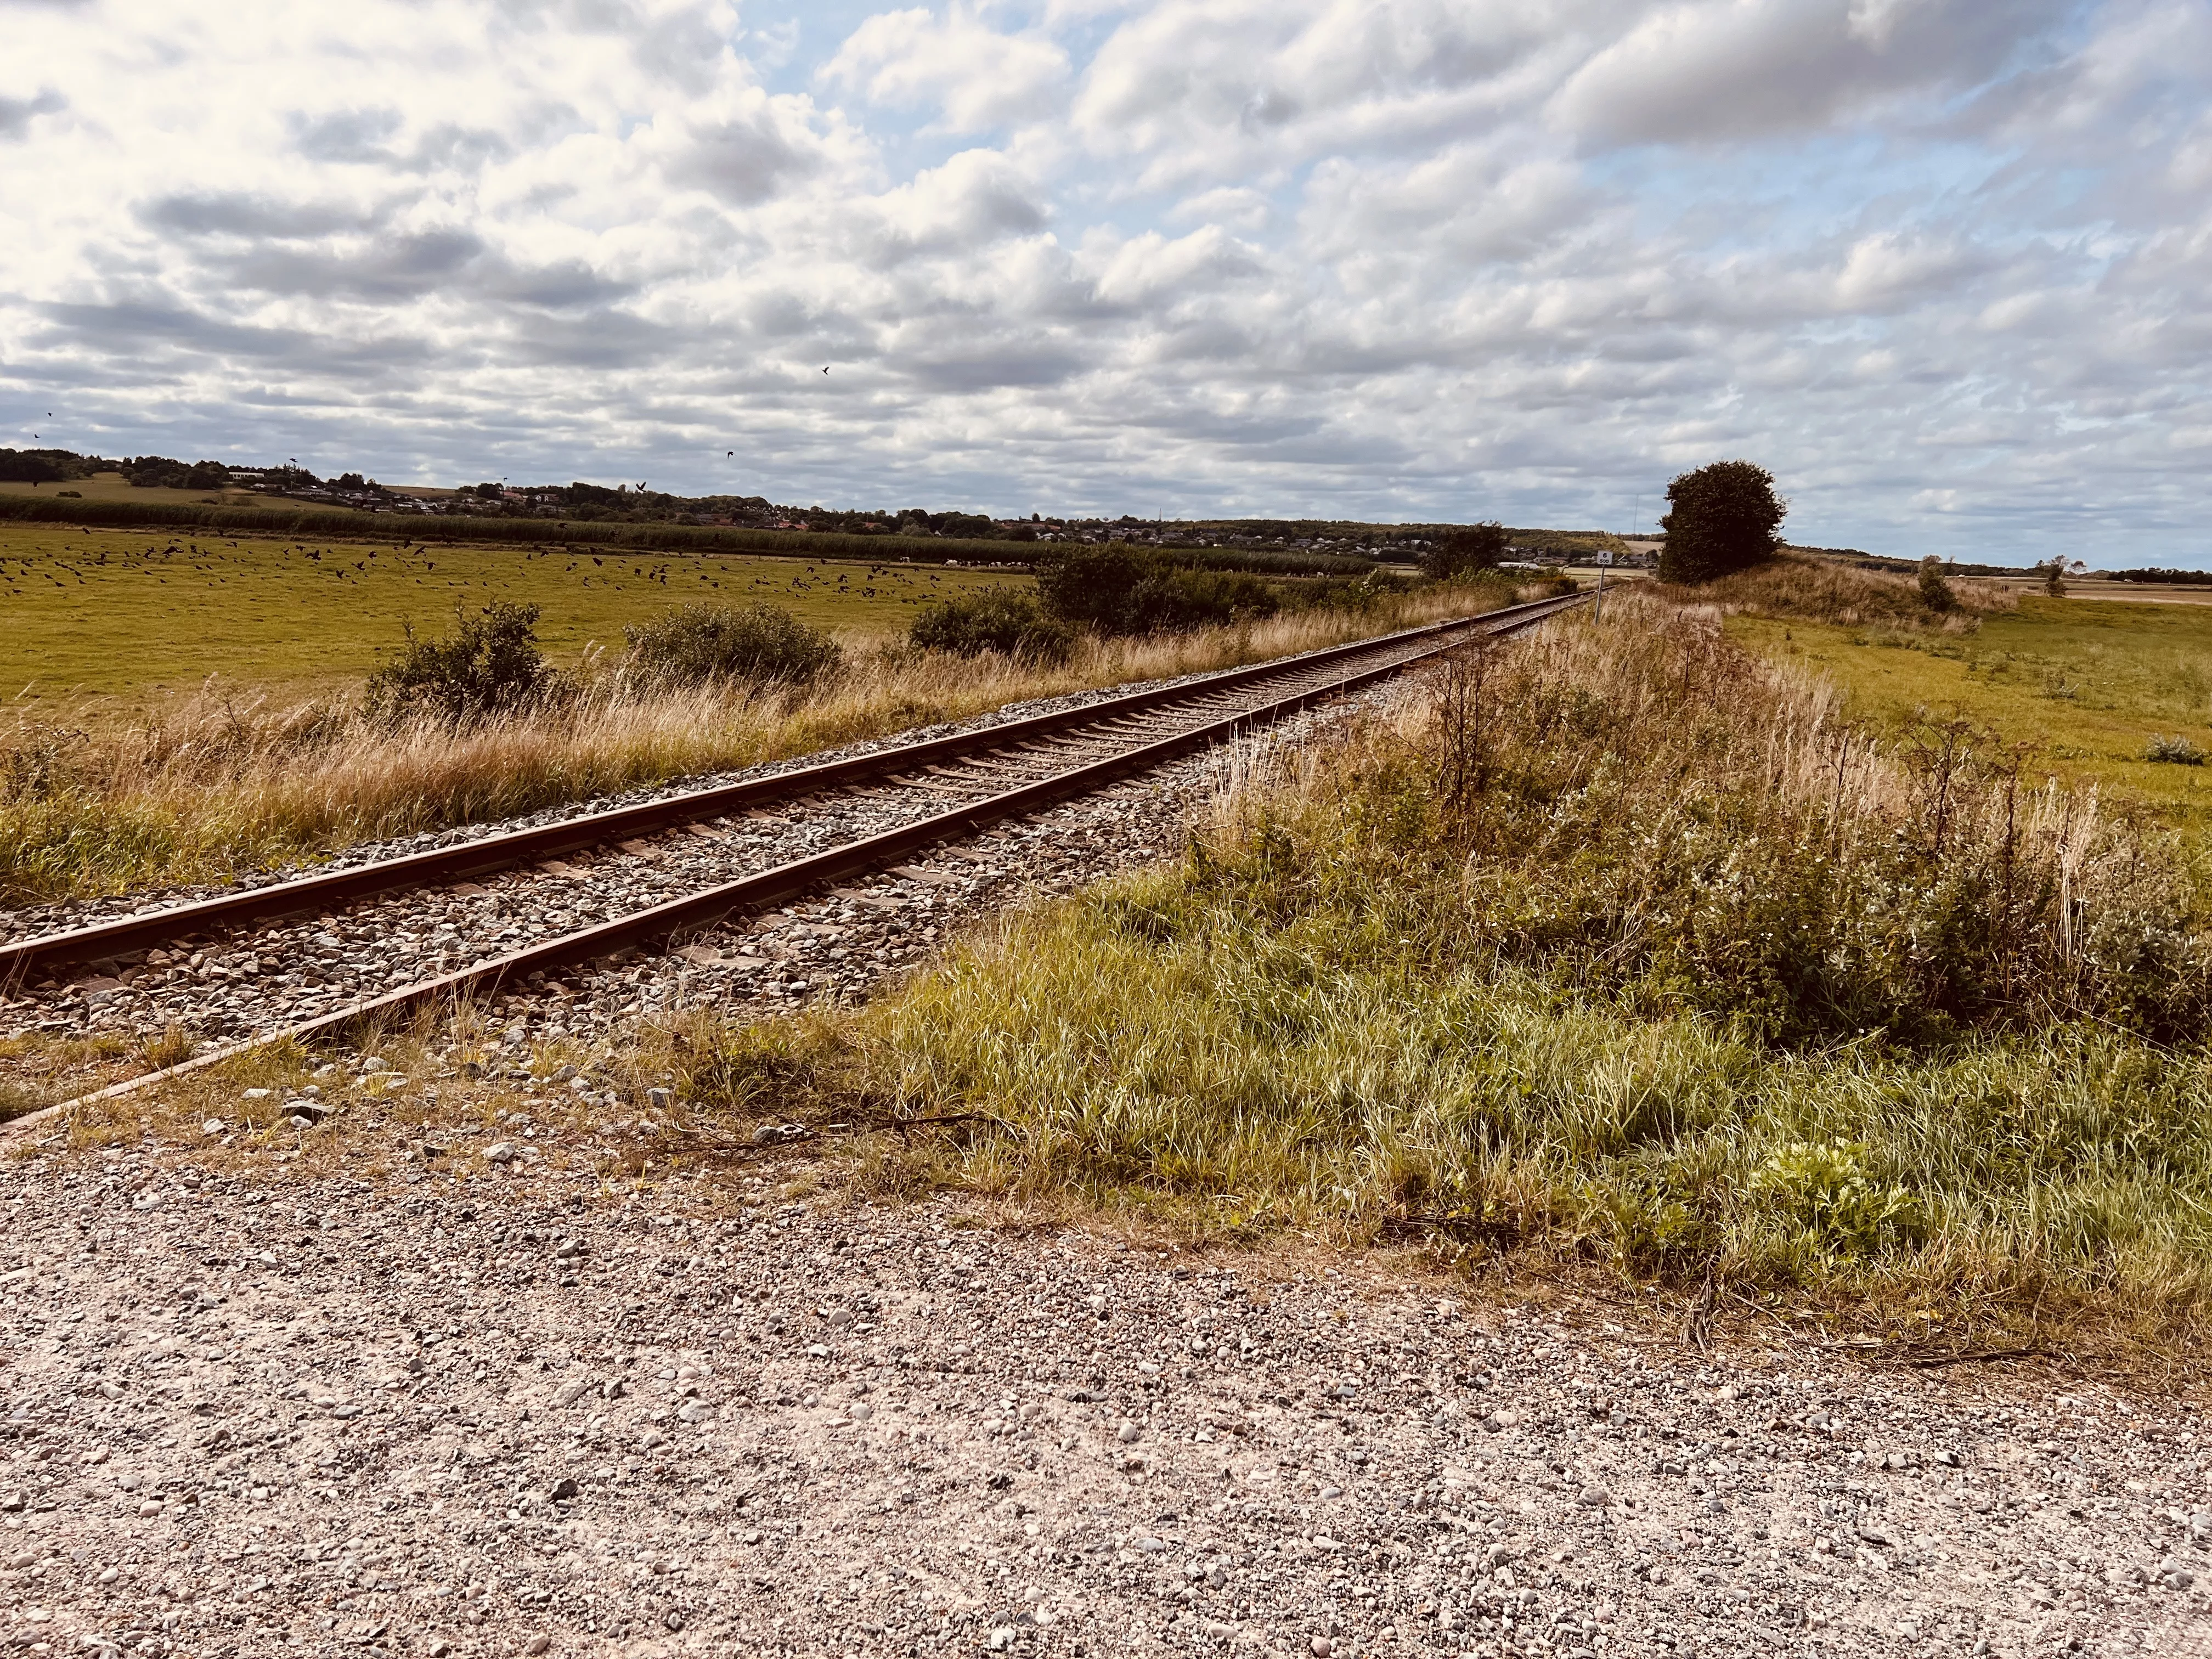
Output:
[
  {"xmin": 0, "ymin": 470, "xmax": 296, "ymax": 510},
  {"xmin": 1733, "ymin": 595, "xmax": 2212, "ymax": 825},
  {"xmin": 0, "ymin": 521, "xmax": 1028, "ymax": 706}
]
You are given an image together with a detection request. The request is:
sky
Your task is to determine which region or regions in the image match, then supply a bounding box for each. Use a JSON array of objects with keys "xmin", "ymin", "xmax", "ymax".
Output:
[{"xmin": 2, "ymin": 1, "xmax": 2209, "ymax": 558}]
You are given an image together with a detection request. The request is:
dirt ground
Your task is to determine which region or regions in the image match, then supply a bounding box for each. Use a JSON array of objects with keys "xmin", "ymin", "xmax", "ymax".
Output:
[{"xmin": 3, "ymin": 1132, "xmax": 2208, "ymax": 1659}]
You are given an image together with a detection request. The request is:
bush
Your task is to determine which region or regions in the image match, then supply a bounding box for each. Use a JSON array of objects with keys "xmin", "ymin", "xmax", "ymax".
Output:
[
  {"xmin": 1034, "ymin": 544, "xmax": 1282, "ymax": 636},
  {"xmin": 1273, "ymin": 572, "xmax": 1416, "ymax": 614},
  {"xmin": 1421, "ymin": 522, "xmax": 1506, "ymax": 579},
  {"xmin": 2147, "ymin": 733, "xmax": 2205, "ymax": 766},
  {"xmin": 365, "ymin": 601, "xmax": 558, "ymax": 725},
  {"xmin": 1917, "ymin": 556, "xmax": 1955, "ymax": 611},
  {"xmin": 909, "ymin": 591, "xmax": 1074, "ymax": 661},
  {"xmin": 1034, "ymin": 544, "xmax": 1147, "ymax": 632},
  {"xmin": 624, "ymin": 602, "xmax": 839, "ymax": 688},
  {"xmin": 1657, "ymin": 460, "xmax": 1785, "ymax": 584}
]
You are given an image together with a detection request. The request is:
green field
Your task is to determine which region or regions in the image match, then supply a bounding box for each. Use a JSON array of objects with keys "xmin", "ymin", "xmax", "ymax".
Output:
[
  {"xmin": 0, "ymin": 522, "xmax": 1028, "ymax": 706},
  {"xmin": 1733, "ymin": 595, "xmax": 2212, "ymax": 823},
  {"xmin": 0, "ymin": 469, "xmax": 304, "ymax": 511}
]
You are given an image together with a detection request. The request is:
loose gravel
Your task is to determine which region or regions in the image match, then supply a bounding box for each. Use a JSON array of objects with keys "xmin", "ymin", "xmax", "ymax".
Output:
[{"xmin": 3, "ymin": 1154, "xmax": 2205, "ymax": 1659}]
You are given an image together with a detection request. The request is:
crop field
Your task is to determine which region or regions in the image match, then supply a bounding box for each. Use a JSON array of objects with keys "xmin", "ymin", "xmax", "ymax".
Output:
[
  {"xmin": 1733, "ymin": 594, "xmax": 2212, "ymax": 825},
  {"xmin": 0, "ymin": 522, "xmax": 1029, "ymax": 706}
]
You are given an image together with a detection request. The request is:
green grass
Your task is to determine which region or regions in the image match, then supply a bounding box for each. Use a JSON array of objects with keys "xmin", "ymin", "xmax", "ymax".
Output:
[
  {"xmin": 1734, "ymin": 595, "xmax": 2212, "ymax": 826},
  {"xmin": 0, "ymin": 522, "xmax": 1028, "ymax": 707},
  {"xmin": 706, "ymin": 597, "xmax": 2212, "ymax": 1351},
  {"xmin": 0, "ymin": 470, "xmax": 318, "ymax": 510}
]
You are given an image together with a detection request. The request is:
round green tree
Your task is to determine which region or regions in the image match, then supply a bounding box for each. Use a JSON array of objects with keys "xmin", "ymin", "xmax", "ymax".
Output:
[{"xmin": 1657, "ymin": 460, "xmax": 1786, "ymax": 584}]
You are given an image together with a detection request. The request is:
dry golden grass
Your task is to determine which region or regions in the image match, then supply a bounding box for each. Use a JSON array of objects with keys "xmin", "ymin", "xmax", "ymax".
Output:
[
  {"xmin": 0, "ymin": 585, "xmax": 1504, "ymax": 905},
  {"xmin": 1656, "ymin": 552, "xmax": 2017, "ymax": 631}
]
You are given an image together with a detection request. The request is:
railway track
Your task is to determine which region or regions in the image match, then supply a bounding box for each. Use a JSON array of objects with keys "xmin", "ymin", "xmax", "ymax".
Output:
[{"xmin": 2, "ymin": 591, "xmax": 1585, "ymax": 1120}]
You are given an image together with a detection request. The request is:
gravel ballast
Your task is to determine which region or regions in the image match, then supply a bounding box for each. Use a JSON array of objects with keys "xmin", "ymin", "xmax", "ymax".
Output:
[{"xmin": 2, "ymin": 1158, "xmax": 2206, "ymax": 1659}]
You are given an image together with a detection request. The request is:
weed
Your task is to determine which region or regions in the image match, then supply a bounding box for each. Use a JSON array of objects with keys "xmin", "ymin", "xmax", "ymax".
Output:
[
  {"xmin": 139, "ymin": 1021, "xmax": 196, "ymax": 1070},
  {"xmin": 1750, "ymin": 1140, "xmax": 1923, "ymax": 1259},
  {"xmin": 2146, "ymin": 733, "xmax": 2205, "ymax": 766}
]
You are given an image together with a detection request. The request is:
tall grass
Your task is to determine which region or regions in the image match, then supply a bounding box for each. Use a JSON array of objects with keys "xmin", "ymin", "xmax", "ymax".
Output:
[
  {"xmin": 738, "ymin": 594, "xmax": 2212, "ymax": 1340},
  {"xmin": 1658, "ymin": 551, "xmax": 2017, "ymax": 631},
  {"xmin": 0, "ymin": 582, "xmax": 1507, "ymax": 905}
]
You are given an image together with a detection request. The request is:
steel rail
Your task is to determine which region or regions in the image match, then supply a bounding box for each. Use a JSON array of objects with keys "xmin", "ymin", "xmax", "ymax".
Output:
[
  {"xmin": 4, "ymin": 590, "xmax": 1584, "ymax": 1129},
  {"xmin": 0, "ymin": 596, "xmax": 1573, "ymax": 984}
]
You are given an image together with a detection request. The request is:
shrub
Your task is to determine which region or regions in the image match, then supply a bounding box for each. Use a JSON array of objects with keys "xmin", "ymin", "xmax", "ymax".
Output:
[
  {"xmin": 1034, "ymin": 544, "xmax": 1148, "ymax": 632},
  {"xmin": 365, "ymin": 601, "xmax": 557, "ymax": 725},
  {"xmin": 1033, "ymin": 544, "xmax": 1281, "ymax": 636},
  {"xmin": 1136, "ymin": 568, "xmax": 1279, "ymax": 632},
  {"xmin": 909, "ymin": 591, "xmax": 1073, "ymax": 662},
  {"xmin": 1273, "ymin": 572, "xmax": 1417, "ymax": 614},
  {"xmin": 623, "ymin": 602, "xmax": 838, "ymax": 688},
  {"xmin": 1657, "ymin": 460, "xmax": 1785, "ymax": 584},
  {"xmin": 1420, "ymin": 522, "xmax": 1506, "ymax": 579},
  {"xmin": 1917, "ymin": 556, "xmax": 1955, "ymax": 611},
  {"xmin": 2147, "ymin": 733, "xmax": 2205, "ymax": 766}
]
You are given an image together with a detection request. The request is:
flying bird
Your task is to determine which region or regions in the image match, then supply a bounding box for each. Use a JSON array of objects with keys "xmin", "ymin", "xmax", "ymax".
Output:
[{"xmin": 822, "ymin": 366, "xmax": 830, "ymax": 374}]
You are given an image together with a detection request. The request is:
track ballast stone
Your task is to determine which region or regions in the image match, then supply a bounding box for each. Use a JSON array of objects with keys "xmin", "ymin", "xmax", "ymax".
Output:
[{"xmin": 2, "ymin": 1159, "xmax": 2208, "ymax": 1659}]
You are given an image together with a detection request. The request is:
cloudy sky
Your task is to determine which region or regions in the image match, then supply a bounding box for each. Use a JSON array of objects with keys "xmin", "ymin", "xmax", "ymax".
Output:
[{"xmin": 3, "ymin": 1, "xmax": 2208, "ymax": 557}]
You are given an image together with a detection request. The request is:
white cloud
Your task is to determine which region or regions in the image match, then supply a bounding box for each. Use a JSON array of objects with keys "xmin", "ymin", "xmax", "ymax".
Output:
[
  {"xmin": 0, "ymin": 1, "xmax": 2203, "ymax": 555},
  {"xmin": 1549, "ymin": 0, "xmax": 2055, "ymax": 147},
  {"xmin": 826, "ymin": 5, "xmax": 1069, "ymax": 131}
]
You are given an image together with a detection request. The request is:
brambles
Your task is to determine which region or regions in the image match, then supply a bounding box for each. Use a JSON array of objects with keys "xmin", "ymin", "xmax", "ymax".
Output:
[
  {"xmin": 909, "ymin": 591, "xmax": 1073, "ymax": 662},
  {"xmin": 624, "ymin": 602, "xmax": 839, "ymax": 688},
  {"xmin": 365, "ymin": 601, "xmax": 558, "ymax": 726},
  {"xmin": 1657, "ymin": 460, "xmax": 1785, "ymax": 584}
]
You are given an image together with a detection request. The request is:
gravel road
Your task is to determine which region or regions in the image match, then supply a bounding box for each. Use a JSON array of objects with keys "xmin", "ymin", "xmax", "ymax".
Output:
[{"xmin": 3, "ymin": 1147, "xmax": 2207, "ymax": 1659}]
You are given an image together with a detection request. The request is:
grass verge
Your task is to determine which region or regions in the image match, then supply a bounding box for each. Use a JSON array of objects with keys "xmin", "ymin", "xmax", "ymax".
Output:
[{"xmin": 675, "ymin": 593, "xmax": 2212, "ymax": 1357}]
